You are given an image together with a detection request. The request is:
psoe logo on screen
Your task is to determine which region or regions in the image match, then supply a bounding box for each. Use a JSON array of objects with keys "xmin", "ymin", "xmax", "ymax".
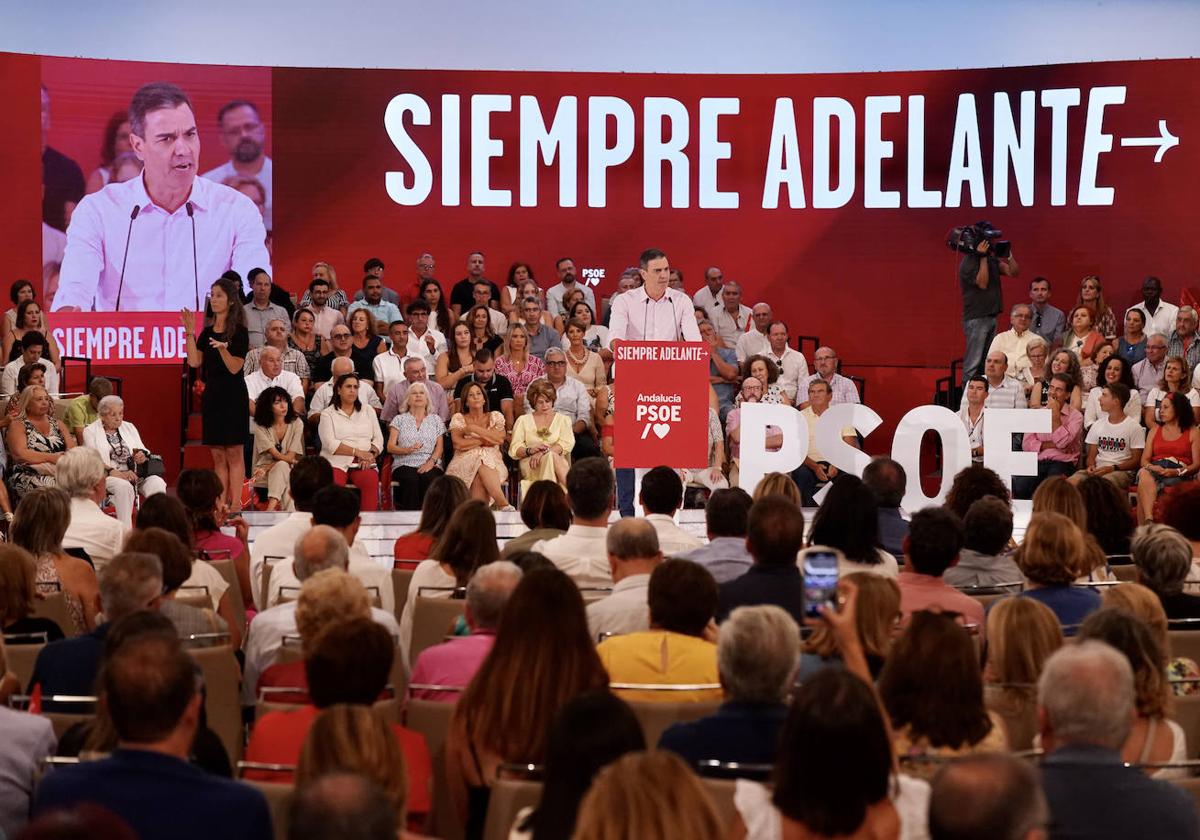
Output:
[
  {"xmin": 635, "ymin": 393, "xmax": 682, "ymax": 440},
  {"xmin": 580, "ymin": 268, "xmax": 604, "ymax": 288}
]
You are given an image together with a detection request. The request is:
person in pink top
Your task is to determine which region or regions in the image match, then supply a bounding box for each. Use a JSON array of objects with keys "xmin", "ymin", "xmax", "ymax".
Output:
[
  {"xmin": 409, "ymin": 560, "xmax": 522, "ymax": 701},
  {"xmin": 896, "ymin": 507, "xmax": 985, "ymax": 639},
  {"xmin": 1015, "ymin": 373, "xmax": 1084, "ymax": 499}
]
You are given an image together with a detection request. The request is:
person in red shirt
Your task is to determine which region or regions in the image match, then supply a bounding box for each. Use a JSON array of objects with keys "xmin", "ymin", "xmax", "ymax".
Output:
[
  {"xmin": 244, "ymin": 617, "xmax": 431, "ymax": 829},
  {"xmin": 393, "ymin": 474, "xmax": 469, "ymax": 568}
]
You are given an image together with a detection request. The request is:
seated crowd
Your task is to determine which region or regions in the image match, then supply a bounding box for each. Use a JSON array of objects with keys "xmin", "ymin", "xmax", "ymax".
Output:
[
  {"xmin": 0, "ymin": 440, "xmax": 1198, "ymax": 838},
  {"xmin": 2, "ymin": 262, "xmax": 1200, "ymax": 839}
]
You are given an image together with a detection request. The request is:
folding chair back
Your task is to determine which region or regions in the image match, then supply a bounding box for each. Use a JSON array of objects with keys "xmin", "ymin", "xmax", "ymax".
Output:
[
  {"xmin": 701, "ymin": 777, "xmax": 740, "ymax": 831},
  {"xmin": 409, "ymin": 597, "xmax": 466, "ymax": 664},
  {"xmin": 1111, "ymin": 565, "xmax": 1138, "ymax": 582},
  {"xmin": 483, "ymin": 778, "xmax": 542, "ymax": 840},
  {"xmin": 1172, "ymin": 694, "xmax": 1200, "ymax": 753},
  {"xmin": 1171, "ymin": 776, "xmax": 1200, "ymax": 811},
  {"xmin": 1169, "ymin": 629, "xmax": 1200, "ymax": 664},
  {"xmin": 243, "ymin": 779, "xmax": 293, "ymax": 840},
  {"xmin": 275, "ymin": 635, "xmax": 304, "ymax": 666},
  {"xmin": 392, "ymin": 568, "xmax": 414, "ymax": 625},
  {"xmin": 31, "ymin": 592, "xmax": 77, "ymax": 638},
  {"xmin": 189, "ymin": 644, "xmax": 243, "ymax": 764},
  {"xmin": 406, "ymin": 698, "xmax": 460, "ymax": 840},
  {"xmin": 2, "ymin": 635, "xmax": 46, "ymax": 690},
  {"xmin": 208, "ymin": 558, "xmax": 247, "ymax": 635},
  {"xmin": 175, "ymin": 585, "xmax": 211, "ymax": 609},
  {"xmin": 625, "ymin": 697, "xmax": 721, "ymax": 747}
]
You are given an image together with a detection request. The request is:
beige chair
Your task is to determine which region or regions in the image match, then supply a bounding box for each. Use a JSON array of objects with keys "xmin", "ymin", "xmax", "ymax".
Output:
[
  {"xmin": 409, "ymin": 597, "xmax": 467, "ymax": 665},
  {"xmin": 393, "ymin": 568, "xmax": 414, "ymax": 625},
  {"xmin": 1111, "ymin": 564, "xmax": 1138, "ymax": 582},
  {"xmin": 242, "ymin": 779, "xmax": 294, "ymax": 840},
  {"xmin": 259, "ymin": 555, "xmax": 286, "ymax": 613},
  {"xmin": 483, "ymin": 778, "xmax": 542, "ymax": 840},
  {"xmin": 189, "ymin": 644, "xmax": 243, "ymax": 764},
  {"xmin": 702, "ymin": 777, "xmax": 740, "ymax": 831},
  {"xmin": 175, "ymin": 585, "xmax": 211, "ymax": 609},
  {"xmin": 406, "ymin": 698, "xmax": 461, "ymax": 840},
  {"xmin": 2, "ymin": 636, "xmax": 46, "ymax": 691},
  {"xmin": 208, "ymin": 557, "xmax": 247, "ymax": 637},
  {"xmin": 44, "ymin": 710, "xmax": 96, "ymax": 740},
  {"xmin": 1169, "ymin": 630, "xmax": 1200, "ymax": 665},
  {"xmin": 30, "ymin": 591, "xmax": 77, "ymax": 638},
  {"xmin": 625, "ymin": 697, "xmax": 722, "ymax": 747}
]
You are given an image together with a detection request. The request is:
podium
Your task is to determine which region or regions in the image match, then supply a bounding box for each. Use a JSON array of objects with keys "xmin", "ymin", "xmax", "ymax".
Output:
[{"xmin": 612, "ymin": 341, "xmax": 711, "ymax": 469}]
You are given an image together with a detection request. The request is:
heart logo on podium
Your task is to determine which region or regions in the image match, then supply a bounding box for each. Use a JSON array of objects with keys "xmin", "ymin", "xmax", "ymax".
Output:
[{"xmin": 652, "ymin": 423, "xmax": 671, "ymax": 439}]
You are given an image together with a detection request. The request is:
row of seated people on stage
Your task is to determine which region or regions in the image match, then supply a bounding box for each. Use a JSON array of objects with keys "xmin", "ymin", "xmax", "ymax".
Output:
[{"xmin": 5, "ymin": 450, "xmax": 1200, "ymax": 839}]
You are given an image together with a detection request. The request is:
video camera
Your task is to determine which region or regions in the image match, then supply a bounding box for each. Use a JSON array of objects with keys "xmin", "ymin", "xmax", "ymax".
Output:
[{"xmin": 946, "ymin": 221, "xmax": 1011, "ymax": 259}]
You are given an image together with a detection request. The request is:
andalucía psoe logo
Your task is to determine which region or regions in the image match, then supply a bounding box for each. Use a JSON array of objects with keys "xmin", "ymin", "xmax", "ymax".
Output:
[{"xmin": 636, "ymin": 393, "xmax": 682, "ymax": 439}]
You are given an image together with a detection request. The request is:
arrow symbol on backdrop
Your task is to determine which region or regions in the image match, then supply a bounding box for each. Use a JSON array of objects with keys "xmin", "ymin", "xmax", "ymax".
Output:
[{"xmin": 1120, "ymin": 120, "xmax": 1180, "ymax": 163}]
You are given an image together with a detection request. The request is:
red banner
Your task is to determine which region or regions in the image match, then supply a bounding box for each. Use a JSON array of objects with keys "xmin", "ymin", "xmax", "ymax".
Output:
[
  {"xmin": 50, "ymin": 313, "xmax": 185, "ymax": 364},
  {"xmin": 613, "ymin": 342, "xmax": 710, "ymax": 469}
]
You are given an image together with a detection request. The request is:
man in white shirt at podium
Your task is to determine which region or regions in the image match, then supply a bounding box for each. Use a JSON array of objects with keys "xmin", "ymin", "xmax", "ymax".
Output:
[
  {"xmin": 608, "ymin": 248, "xmax": 702, "ymax": 516},
  {"xmin": 53, "ymin": 82, "xmax": 269, "ymax": 313}
]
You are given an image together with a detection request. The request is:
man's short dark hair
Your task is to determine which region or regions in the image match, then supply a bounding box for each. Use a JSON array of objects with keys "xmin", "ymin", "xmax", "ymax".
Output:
[
  {"xmin": 555, "ymin": 257, "xmax": 574, "ymax": 271},
  {"xmin": 962, "ymin": 497, "xmax": 1013, "ymax": 556},
  {"xmin": 129, "ymin": 82, "xmax": 193, "ymax": 138},
  {"xmin": 290, "ymin": 456, "xmax": 335, "ymax": 512},
  {"xmin": 965, "ymin": 375, "xmax": 988, "ymax": 388},
  {"xmin": 639, "ymin": 248, "xmax": 667, "ymax": 268},
  {"xmin": 362, "ymin": 275, "xmax": 378, "ymax": 288},
  {"xmin": 288, "ymin": 773, "xmax": 397, "ymax": 840},
  {"xmin": 306, "ymin": 618, "xmax": 394, "ymax": 708},
  {"xmin": 639, "ymin": 466, "xmax": 683, "ymax": 515},
  {"xmin": 746, "ymin": 496, "xmax": 806, "ymax": 566},
  {"xmin": 1104, "ymin": 382, "xmax": 1131, "ymax": 410},
  {"xmin": 473, "ymin": 279, "xmax": 491, "ymax": 289},
  {"xmin": 101, "ymin": 631, "xmax": 196, "ymax": 743},
  {"xmin": 21, "ymin": 331, "xmax": 47, "ymax": 352},
  {"xmin": 216, "ymin": 99, "xmax": 258, "ymax": 126},
  {"xmin": 309, "ymin": 277, "xmax": 331, "ymax": 293},
  {"xmin": 87, "ymin": 377, "xmax": 114, "ymax": 401},
  {"xmin": 929, "ymin": 753, "xmax": 1048, "ymax": 840},
  {"xmin": 1050, "ymin": 373, "xmax": 1074, "ymax": 390},
  {"xmin": 473, "ymin": 348, "xmax": 494, "ymax": 365},
  {"xmin": 406, "ymin": 299, "xmax": 430, "ymax": 317},
  {"xmin": 311, "ymin": 485, "xmax": 361, "ymax": 529},
  {"xmin": 648, "ymin": 559, "xmax": 717, "ymax": 636},
  {"xmin": 705, "ymin": 488, "xmax": 752, "ymax": 538},
  {"xmin": 247, "ymin": 267, "xmax": 269, "ymax": 284},
  {"xmin": 363, "ymin": 257, "xmax": 385, "ymax": 272},
  {"xmin": 862, "ymin": 457, "xmax": 906, "ymax": 509},
  {"xmin": 1030, "ymin": 275, "xmax": 1051, "ymax": 291},
  {"xmin": 907, "ymin": 507, "xmax": 965, "ymax": 577},
  {"xmin": 565, "ymin": 457, "xmax": 614, "ymax": 519}
]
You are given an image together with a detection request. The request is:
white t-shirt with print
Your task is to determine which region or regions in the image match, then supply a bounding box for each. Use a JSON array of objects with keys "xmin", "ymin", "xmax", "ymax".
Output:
[{"xmin": 1085, "ymin": 415, "xmax": 1147, "ymax": 469}]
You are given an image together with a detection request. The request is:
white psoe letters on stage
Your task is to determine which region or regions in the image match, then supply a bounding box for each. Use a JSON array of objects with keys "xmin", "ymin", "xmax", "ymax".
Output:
[{"xmin": 738, "ymin": 404, "xmax": 1051, "ymax": 511}]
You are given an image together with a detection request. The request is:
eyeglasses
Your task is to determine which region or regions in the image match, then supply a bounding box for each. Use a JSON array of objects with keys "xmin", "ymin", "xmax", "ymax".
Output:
[
  {"xmin": 332, "ymin": 332, "xmax": 351, "ymax": 339},
  {"xmin": 546, "ymin": 361, "xmax": 567, "ymax": 366}
]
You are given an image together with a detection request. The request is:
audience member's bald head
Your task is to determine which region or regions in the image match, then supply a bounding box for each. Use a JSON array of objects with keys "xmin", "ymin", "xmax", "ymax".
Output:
[
  {"xmin": 465, "ymin": 561, "xmax": 522, "ymax": 631},
  {"xmin": 294, "ymin": 525, "xmax": 350, "ymax": 581},
  {"xmin": 288, "ymin": 773, "xmax": 396, "ymax": 840},
  {"xmin": 607, "ymin": 518, "xmax": 660, "ymax": 561},
  {"xmin": 929, "ymin": 754, "xmax": 1048, "ymax": 840}
]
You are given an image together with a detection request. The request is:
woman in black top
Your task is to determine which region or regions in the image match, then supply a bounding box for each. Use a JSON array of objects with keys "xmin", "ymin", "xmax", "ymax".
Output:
[{"xmin": 182, "ymin": 274, "xmax": 249, "ymax": 512}]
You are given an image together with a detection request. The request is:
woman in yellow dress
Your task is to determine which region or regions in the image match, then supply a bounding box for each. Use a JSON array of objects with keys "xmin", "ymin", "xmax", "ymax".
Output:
[{"xmin": 509, "ymin": 380, "xmax": 574, "ymax": 493}]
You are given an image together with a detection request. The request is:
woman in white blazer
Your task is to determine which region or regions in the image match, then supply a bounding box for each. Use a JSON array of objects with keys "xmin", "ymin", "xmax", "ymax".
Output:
[{"xmin": 82, "ymin": 395, "xmax": 167, "ymax": 528}]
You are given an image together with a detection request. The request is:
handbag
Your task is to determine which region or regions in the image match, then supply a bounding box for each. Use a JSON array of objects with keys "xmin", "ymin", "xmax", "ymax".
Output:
[{"xmin": 136, "ymin": 454, "xmax": 166, "ymax": 479}]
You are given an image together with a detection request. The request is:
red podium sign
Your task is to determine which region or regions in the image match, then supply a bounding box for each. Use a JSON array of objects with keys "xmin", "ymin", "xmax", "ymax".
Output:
[{"xmin": 613, "ymin": 341, "xmax": 711, "ymax": 469}]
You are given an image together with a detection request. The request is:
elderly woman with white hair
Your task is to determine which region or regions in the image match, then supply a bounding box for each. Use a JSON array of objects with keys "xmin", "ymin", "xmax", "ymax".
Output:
[
  {"xmin": 386, "ymin": 381, "xmax": 446, "ymax": 510},
  {"xmin": 82, "ymin": 394, "xmax": 166, "ymax": 528},
  {"xmin": 658, "ymin": 604, "xmax": 799, "ymax": 772}
]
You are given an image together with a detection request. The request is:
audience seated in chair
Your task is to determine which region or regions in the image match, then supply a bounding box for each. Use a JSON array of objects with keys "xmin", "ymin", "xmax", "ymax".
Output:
[
  {"xmin": 246, "ymin": 616, "xmax": 432, "ymax": 827},
  {"xmin": 1037, "ymin": 640, "xmax": 1199, "ymax": 837},
  {"xmin": 125, "ymin": 527, "xmax": 231, "ymax": 648},
  {"xmin": 242, "ymin": 526, "xmax": 400, "ymax": 706},
  {"xmin": 941, "ymin": 496, "xmax": 1021, "ymax": 589},
  {"xmin": 798, "ymin": 572, "xmax": 899, "ymax": 683},
  {"xmin": 32, "ymin": 620, "xmax": 272, "ymax": 839},
  {"xmin": 677, "ymin": 488, "xmax": 754, "ymax": 584},
  {"xmin": 1132, "ymin": 522, "xmax": 1200, "ymax": 620},
  {"xmin": 928, "ymin": 753, "xmax": 1049, "ymax": 840},
  {"xmin": 0, "ymin": 634, "xmax": 56, "ymax": 840},
  {"xmin": 81, "ymin": 394, "xmax": 166, "ymax": 529},
  {"xmin": 410, "ymin": 561, "xmax": 522, "ymax": 702},
  {"xmin": 586, "ymin": 519, "xmax": 662, "ymax": 640},
  {"xmin": 9, "ymin": 488, "xmax": 99, "ymax": 635},
  {"xmin": 863, "ymin": 457, "xmax": 909, "ymax": 559},
  {"xmin": 1015, "ymin": 513, "xmax": 1102, "ymax": 631},
  {"xmin": 500, "ymin": 479, "xmax": 571, "ymax": 560},
  {"xmin": 248, "ymin": 456, "xmax": 333, "ymax": 609},
  {"xmin": 288, "ymin": 772, "xmax": 416, "ymax": 840},
  {"xmin": 532, "ymin": 457, "xmax": 615, "ymax": 589},
  {"xmin": 895, "ymin": 507, "xmax": 985, "ymax": 633},
  {"xmin": 805, "ymin": 475, "xmax": 898, "ymax": 578},
  {"xmin": 598, "ymin": 559, "xmax": 721, "ymax": 704},
  {"xmin": 717, "ymin": 495, "xmax": 806, "ymax": 625},
  {"xmin": 446, "ymin": 567, "xmax": 608, "ymax": 838},
  {"xmin": 982, "ymin": 597, "xmax": 1063, "ymax": 753},
  {"xmin": 638, "ymin": 467, "xmax": 704, "ymax": 557},
  {"xmin": 510, "ymin": 690, "xmax": 645, "ymax": 840},
  {"xmin": 56, "ymin": 447, "xmax": 127, "ymax": 574},
  {"xmin": 659, "ymin": 604, "xmax": 798, "ymax": 773}
]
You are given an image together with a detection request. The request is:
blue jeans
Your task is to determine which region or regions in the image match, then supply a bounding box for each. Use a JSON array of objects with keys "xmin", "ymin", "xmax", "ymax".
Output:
[
  {"xmin": 962, "ymin": 315, "xmax": 997, "ymax": 382},
  {"xmin": 1012, "ymin": 459, "xmax": 1075, "ymax": 499}
]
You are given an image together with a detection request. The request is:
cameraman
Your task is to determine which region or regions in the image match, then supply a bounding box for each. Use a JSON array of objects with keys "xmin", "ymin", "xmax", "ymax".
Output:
[{"xmin": 960, "ymin": 236, "xmax": 1019, "ymax": 382}]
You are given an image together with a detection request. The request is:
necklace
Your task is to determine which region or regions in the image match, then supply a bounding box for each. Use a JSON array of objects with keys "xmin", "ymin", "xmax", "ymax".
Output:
[{"xmin": 567, "ymin": 345, "xmax": 589, "ymax": 365}]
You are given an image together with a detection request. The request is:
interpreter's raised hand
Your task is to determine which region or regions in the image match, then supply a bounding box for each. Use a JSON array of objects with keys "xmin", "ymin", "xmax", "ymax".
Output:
[{"xmin": 180, "ymin": 309, "xmax": 196, "ymax": 336}]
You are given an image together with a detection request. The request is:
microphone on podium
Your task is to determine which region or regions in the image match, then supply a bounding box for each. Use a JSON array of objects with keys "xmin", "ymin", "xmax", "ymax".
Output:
[{"xmin": 112, "ymin": 205, "xmax": 141, "ymax": 311}]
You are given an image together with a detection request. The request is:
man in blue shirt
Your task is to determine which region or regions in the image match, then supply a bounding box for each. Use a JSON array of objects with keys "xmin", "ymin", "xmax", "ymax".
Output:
[
  {"xmin": 34, "ymin": 627, "xmax": 271, "ymax": 840},
  {"xmin": 678, "ymin": 488, "xmax": 754, "ymax": 584}
]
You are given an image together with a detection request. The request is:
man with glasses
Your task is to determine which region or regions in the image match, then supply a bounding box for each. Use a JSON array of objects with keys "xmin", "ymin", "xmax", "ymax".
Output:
[
  {"xmin": 404, "ymin": 299, "xmax": 445, "ymax": 369},
  {"xmin": 795, "ymin": 346, "xmax": 860, "ymax": 408},
  {"xmin": 521, "ymin": 296, "xmax": 559, "ymax": 359},
  {"xmin": 1028, "ymin": 276, "xmax": 1064, "ymax": 347},
  {"xmin": 202, "ymin": 100, "xmax": 272, "ymax": 229},
  {"xmin": 1167, "ymin": 306, "xmax": 1200, "ymax": 373},
  {"xmin": 988, "ymin": 303, "xmax": 1037, "ymax": 379},
  {"xmin": 1133, "ymin": 334, "xmax": 1169, "ymax": 402},
  {"xmin": 312, "ymin": 325, "xmax": 373, "ymax": 385}
]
